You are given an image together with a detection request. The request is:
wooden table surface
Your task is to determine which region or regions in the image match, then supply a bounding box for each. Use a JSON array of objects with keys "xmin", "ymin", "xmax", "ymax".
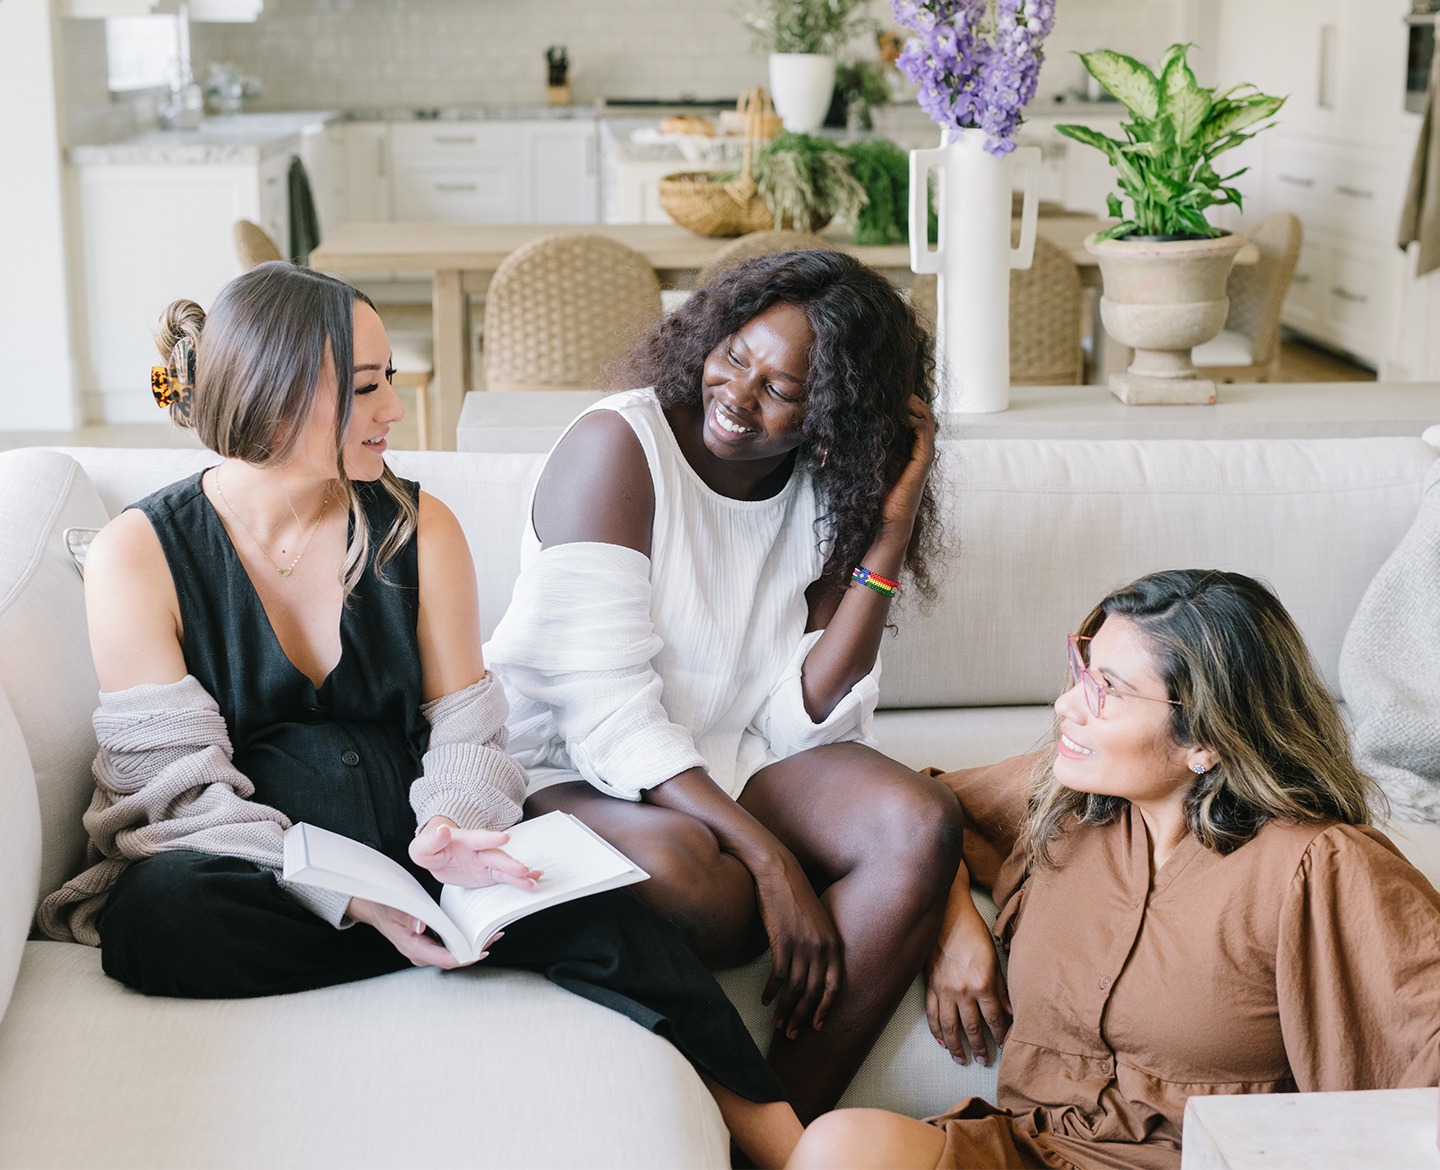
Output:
[{"xmin": 310, "ymin": 218, "xmax": 1257, "ymax": 449}]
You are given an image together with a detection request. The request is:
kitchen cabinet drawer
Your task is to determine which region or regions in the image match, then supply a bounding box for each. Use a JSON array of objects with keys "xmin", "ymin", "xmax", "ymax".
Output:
[
  {"xmin": 389, "ymin": 123, "xmax": 521, "ymax": 169},
  {"xmin": 1264, "ymin": 135, "xmax": 1401, "ymax": 246},
  {"xmin": 1280, "ymin": 229, "xmax": 1400, "ymax": 365},
  {"xmin": 392, "ymin": 166, "xmax": 524, "ymax": 223},
  {"xmin": 1325, "ymin": 240, "xmax": 1388, "ymax": 344}
]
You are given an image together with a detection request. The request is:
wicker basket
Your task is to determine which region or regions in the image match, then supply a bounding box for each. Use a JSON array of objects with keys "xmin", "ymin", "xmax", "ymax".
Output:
[{"xmin": 658, "ymin": 88, "xmax": 777, "ymax": 238}]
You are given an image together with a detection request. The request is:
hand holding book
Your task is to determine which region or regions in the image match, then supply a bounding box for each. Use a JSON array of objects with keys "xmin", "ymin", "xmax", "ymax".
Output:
[{"xmin": 283, "ymin": 811, "xmax": 649, "ymax": 964}]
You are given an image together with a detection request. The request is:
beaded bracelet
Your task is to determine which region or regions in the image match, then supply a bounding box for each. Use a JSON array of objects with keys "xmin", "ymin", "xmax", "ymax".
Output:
[{"xmin": 852, "ymin": 565, "xmax": 901, "ymax": 598}]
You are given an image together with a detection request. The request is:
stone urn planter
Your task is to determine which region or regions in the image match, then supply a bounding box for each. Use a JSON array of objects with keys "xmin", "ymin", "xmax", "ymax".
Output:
[{"xmin": 1086, "ymin": 231, "xmax": 1247, "ymax": 405}]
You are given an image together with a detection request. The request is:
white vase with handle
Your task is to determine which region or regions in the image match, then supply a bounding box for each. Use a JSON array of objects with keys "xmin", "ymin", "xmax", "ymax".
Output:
[
  {"xmin": 909, "ymin": 128, "xmax": 1042, "ymax": 414},
  {"xmin": 768, "ymin": 53, "xmax": 836, "ymax": 133}
]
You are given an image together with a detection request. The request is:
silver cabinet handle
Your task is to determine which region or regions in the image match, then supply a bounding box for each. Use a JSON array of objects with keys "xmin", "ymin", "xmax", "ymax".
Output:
[
  {"xmin": 1336, "ymin": 185, "xmax": 1374, "ymax": 199},
  {"xmin": 1330, "ymin": 287, "xmax": 1369, "ymax": 303},
  {"xmin": 1279, "ymin": 174, "xmax": 1315, "ymax": 187},
  {"xmin": 433, "ymin": 134, "xmax": 477, "ymax": 145},
  {"xmin": 434, "ymin": 182, "xmax": 479, "ymax": 192}
]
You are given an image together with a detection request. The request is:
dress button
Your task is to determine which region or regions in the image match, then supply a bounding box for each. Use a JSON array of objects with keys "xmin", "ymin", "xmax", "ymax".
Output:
[
  {"xmin": 341, "ymin": 750, "xmax": 360, "ymax": 767},
  {"xmin": 1098, "ymin": 975, "xmax": 1112, "ymax": 990},
  {"xmin": 1099, "ymin": 1058, "xmax": 1113, "ymax": 1075}
]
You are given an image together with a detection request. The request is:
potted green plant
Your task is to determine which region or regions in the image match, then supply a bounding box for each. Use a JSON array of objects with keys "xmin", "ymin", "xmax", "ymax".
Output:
[
  {"xmin": 754, "ymin": 131, "xmax": 868, "ymax": 231},
  {"xmin": 1055, "ymin": 43, "xmax": 1285, "ymax": 404},
  {"xmin": 741, "ymin": 0, "xmax": 873, "ymax": 133}
]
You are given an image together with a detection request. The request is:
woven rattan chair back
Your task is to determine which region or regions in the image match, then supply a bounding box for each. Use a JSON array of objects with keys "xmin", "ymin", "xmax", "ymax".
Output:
[
  {"xmin": 233, "ymin": 219, "xmax": 284, "ymax": 270},
  {"xmin": 909, "ymin": 236, "xmax": 1083, "ymax": 385},
  {"xmin": 1008, "ymin": 235, "xmax": 1084, "ymax": 385},
  {"xmin": 693, "ymin": 230, "xmax": 836, "ymax": 289},
  {"xmin": 1218, "ymin": 211, "xmax": 1303, "ymax": 376},
  {"xmin": 483, "ymin": 233, "xmax": 663, "ymax": 391}
]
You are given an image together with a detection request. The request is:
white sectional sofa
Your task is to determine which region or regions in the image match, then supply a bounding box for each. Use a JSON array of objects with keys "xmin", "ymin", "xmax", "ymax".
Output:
[{"xmin": 2, "ymin": 428, "xmax": 1438, "ymax": 1169}]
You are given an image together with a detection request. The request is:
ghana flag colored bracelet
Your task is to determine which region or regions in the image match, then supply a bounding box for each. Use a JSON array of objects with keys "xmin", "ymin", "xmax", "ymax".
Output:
[{"xmin": 852, "ymin": 566, "xmax": 901, "ymax": 598}]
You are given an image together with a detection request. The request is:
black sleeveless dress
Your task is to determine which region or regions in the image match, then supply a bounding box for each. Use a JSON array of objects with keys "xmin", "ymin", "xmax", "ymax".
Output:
[
  {"xmin": 133, "ymin": 470, "xmax": 428, "ymax": 870},
  {"xmin": 96, "ymin": 469, "xmax": 784, "ymax": 1105}
]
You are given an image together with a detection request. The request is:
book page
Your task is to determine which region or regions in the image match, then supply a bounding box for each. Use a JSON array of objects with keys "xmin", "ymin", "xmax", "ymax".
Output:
[{"xmin": 439, "ymin": 811, "xmax": 648, "ymax": 953}]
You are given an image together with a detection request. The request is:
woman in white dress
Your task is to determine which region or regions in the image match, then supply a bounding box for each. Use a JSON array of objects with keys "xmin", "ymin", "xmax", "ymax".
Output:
[{"xmin": 486, "ymin": 249, "xmax": 961, "ymax": 1120}]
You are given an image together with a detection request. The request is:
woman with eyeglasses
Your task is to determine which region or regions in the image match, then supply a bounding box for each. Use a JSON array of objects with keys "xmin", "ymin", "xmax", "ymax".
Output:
[{"xmin": 787, "ymin": 568, "xmax": 1440, "ymax": 1170}]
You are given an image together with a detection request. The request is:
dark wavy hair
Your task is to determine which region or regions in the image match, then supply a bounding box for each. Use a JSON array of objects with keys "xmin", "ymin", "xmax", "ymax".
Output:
[
  {"xmin": 1025, "ymin": 569, "xmax": 1382, "ymax": 868},
  {"xmin": 606, "ymin": 249, "xmax": 940, "ymax": 600}
]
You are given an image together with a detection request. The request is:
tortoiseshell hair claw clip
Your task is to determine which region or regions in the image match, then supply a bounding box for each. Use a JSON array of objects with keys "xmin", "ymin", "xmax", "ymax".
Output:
[{"xmin": 151, "ymin": 336, "xmax": 196, "ymax": 417}]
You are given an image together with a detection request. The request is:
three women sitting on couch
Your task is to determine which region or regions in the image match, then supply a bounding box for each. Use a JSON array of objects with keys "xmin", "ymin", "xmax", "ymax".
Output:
[{"xmin": 39, "ymin": 250, "xmax": 1440, "ymax": 1170}]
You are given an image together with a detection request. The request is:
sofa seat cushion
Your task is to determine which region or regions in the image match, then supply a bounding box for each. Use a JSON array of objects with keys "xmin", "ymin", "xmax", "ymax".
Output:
[{"xmin": 0, "ymin": 942, "xmax": 727, "ymax": 1170}]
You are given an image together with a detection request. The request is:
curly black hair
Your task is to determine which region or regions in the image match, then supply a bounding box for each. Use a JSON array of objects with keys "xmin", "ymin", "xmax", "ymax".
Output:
[{"xmin": 606, "ymin": 249, "xmax": 941, "ymax": 600}]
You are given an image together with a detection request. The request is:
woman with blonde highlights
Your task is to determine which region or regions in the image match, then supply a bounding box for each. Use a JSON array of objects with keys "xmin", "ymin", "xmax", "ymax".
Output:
[
  {"xmin": 789, "ymin": 569, "xmax": 1440, "ymax": 1170},
  {"xmin": 39, "ymin": 262, "xmax": 801, "ymax": 1169}
]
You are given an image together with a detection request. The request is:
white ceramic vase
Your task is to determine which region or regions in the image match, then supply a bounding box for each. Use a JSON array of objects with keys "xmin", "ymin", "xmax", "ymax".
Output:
[
  {"xmin": 909, "ymin": 128, "xmax": 1042, "ymax": 414},
  {"xmin": 768, "ymin": 53, "xmax": 836, "ymax": 134}
]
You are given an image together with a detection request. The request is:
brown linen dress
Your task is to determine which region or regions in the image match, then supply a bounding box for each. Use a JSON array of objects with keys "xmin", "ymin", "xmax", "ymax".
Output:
[{"xmin": 926, "ymin": 759, "xmax": 1440, "ymax": 1170}]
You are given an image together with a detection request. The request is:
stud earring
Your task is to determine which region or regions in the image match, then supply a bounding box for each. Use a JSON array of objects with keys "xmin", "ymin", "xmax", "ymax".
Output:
[{"xmin": 1191, "ymin": 764, "xmax": 1208, "ymax": 775}]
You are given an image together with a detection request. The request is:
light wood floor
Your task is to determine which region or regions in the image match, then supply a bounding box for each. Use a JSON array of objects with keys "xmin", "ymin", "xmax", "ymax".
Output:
[{"xmin": 0, "ymin": 333, "xmax": 1377, "ymax": 453}]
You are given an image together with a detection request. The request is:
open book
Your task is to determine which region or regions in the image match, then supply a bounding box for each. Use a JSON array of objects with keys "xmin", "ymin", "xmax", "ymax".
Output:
[{"xmin": 282, "ymin": 811, "xmax": 648, "ymax": 962}]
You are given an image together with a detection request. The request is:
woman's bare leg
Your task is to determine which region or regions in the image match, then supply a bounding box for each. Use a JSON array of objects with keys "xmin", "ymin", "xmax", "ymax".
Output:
[
  {"xmin": 787, "ymin": 1109, "xmax": 946, "ymax": 1170},
  {"xmin": 740, "ymin": 744, "xmax": 963, "ymax": 1122},
  {"xmin": 524, "ymin": 784, "xmax": 765, "ymax": 967},
  {"xmin": 704, "ymin": 1078, "xmax": 804, "ymax": 1170},
  {"xmin": 528, "ymin": 746, "xmax": 963, "ymax": 1122}
]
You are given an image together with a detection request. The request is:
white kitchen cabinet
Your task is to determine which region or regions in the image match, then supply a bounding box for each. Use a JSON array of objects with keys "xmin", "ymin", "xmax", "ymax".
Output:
[
  {"xmin": 390, "ymin": 122, "xmax": 525, "ymax": 223},
  {"xmin": 72, "ymin": 156, "xmax": 290, "ymax": 422},
  {"xmin": 525, "ymin": 122, "xmax": 599, "ymax": 223},
  {"xmin": 339, "ymin": 122, "xmax": 392, "ymax": 226},
  {"xmin": 1264, "ymin": 0, "xmax": 1411, "ymax": 147},
  {"xmin": 384, "ymin": 120, "xmax": 598, "ymax": 225},
  {"xmin": 1226, "ymin": 0, "xmax": 1415, "ymax": 366}
]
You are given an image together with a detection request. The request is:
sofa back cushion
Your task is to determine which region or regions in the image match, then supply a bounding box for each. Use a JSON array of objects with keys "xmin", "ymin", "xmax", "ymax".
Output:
[
  {"xmin": 0, "ymin": 684, "xmax": 40, "ymax": 1018},
  {"xmin": 879, "ymin": 436, "xmax": 1438, "ymax": 708},
  {"xmin": 0, "ymin": 450, "xmax": 112, "ymax": 907}
]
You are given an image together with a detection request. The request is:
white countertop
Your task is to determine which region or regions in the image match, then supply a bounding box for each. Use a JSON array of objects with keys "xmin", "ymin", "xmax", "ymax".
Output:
[{"xmin": 68, "ymin": 110, "xmax": 340, "ymax": 165}]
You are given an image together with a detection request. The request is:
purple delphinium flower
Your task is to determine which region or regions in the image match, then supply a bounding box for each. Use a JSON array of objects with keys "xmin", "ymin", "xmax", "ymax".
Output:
[{"xmin": 892, "ymin": 0, "xmax": 1056, "ymax": 155}]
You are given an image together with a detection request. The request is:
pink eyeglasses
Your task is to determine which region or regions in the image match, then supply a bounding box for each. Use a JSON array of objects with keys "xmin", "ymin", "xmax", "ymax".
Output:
[{"xmin": 1067, "ymin": 633, "xmax": 1183, "ymax": 719}]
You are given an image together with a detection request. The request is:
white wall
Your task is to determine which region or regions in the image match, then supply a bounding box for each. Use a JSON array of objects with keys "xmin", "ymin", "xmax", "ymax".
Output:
[{"xmin": 0, "ymin": 0, "xmax": 82, "ymax": 431}]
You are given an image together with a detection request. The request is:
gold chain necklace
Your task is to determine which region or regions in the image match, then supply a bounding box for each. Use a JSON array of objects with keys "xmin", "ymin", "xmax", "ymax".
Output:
[{"xmin": 213, "ymin": 468, "xmax": 330, "ymax": 578}]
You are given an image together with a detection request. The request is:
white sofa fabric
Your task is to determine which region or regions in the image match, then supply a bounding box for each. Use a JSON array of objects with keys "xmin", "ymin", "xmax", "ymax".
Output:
[{"xmin": 0, "ymin": 433, "xmax": 1437, "ymax": 1169}]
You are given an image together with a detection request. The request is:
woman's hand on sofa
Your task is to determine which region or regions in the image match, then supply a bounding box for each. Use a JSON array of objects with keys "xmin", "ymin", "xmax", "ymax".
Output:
[{"xmin": 925, "ymin": 874, "xmax": 1011, "ymax": 1065}]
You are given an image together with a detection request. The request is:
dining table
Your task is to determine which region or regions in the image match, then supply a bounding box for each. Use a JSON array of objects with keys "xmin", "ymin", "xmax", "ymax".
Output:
[{"xmin": 309, "ymin": 218, "xmax": 1257, "ymax": 449}]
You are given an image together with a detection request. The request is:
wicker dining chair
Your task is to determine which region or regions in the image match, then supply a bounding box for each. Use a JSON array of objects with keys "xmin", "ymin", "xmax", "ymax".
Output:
[
  {"xmin": 231, "ymin": 220, "xmax": 438, "ymax": 449},
  {"xmin": 692, "ymin": 229, "xmax": 838, "ymax": 289},
  {"xmin": 1192, "ymin": 211, "xmax": 1304, "ymax": 383},
  {"xmin": 908, "ymin": 235, "xmax": 1085, "ymax": 386},
  {"xmin": 482, "ymin": 233, "xmax": 663, "ymax": 391}
]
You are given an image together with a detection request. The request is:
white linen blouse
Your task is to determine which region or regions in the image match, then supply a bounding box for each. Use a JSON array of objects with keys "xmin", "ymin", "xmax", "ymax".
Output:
[{"xmin": 485, "ymin": 387, "xmax": 881, "ymax": 800}]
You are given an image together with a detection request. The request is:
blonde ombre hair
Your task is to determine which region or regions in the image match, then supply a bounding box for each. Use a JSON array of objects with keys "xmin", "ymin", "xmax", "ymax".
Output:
[
  {"xmin": 1024, "ymin": 569, "xmax": 1383, "ymax": 869},
  {"xmin": 154, "ymin": 262, "xmax": 417, "ymax": 598}
]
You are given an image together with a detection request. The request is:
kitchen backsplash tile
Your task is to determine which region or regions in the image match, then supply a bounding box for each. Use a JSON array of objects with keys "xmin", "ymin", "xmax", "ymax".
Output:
[{"xmin": 64, "ymin": 0, "xmax": 1193, "ymax": 130}]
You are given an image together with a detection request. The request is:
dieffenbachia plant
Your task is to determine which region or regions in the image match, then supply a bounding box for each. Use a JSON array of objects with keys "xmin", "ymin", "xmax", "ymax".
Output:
[{"xmin": 1056, "ymin": 43, "xmax": 1285, "ymax": 240}]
